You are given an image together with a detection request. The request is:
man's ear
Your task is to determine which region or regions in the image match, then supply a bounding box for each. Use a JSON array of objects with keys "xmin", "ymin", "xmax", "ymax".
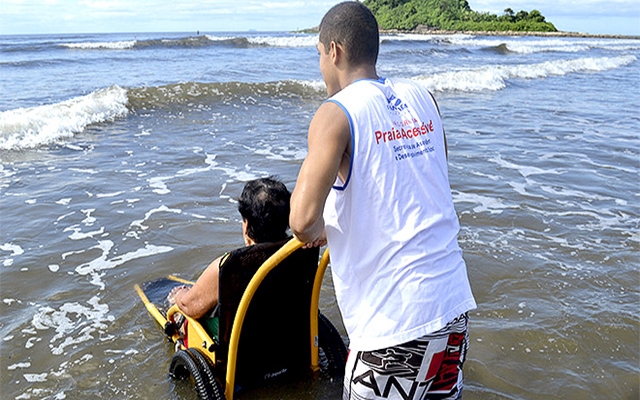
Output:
[{"xmin": 330, "ymin": 41, "xmax": 340, "ymax": 64}]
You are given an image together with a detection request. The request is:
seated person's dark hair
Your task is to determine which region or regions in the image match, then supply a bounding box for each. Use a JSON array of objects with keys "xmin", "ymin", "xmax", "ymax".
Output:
[
  {"xmin": 238, "ymin": 176, "xmax": 290, "ymax": 243},
  {"xmin": 169, "ymin": 176, "xmax": 293, "ymax": 320}
]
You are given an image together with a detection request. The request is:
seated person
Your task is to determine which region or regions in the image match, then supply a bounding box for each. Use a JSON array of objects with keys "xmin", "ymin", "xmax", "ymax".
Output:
[{"xmin": 168, "ymin": 176, "xmax": 291, "ymax": 319}]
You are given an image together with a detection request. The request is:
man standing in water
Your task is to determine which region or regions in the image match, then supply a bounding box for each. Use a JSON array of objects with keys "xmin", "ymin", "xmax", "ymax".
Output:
[{"xmin": 289, "ymin": 2, "xmax": 476, "ymax": 399}]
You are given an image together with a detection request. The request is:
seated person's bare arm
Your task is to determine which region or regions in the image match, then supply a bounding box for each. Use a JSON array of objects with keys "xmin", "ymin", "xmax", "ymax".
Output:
[{"xmin": 169, "ymin": 256, "xmax": 222, "ymax": 319}]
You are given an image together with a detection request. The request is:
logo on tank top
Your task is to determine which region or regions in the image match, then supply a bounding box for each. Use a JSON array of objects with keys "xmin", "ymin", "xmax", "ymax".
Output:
[{"xmin": 386, "ymin": 94, "xmax": 408, "ymax": 113}]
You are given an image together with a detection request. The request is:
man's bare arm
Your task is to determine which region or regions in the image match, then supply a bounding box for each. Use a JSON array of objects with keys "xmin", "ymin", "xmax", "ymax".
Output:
[{"xmin": 290, "ymin": 101, "xmax": 350, "ymax": 243}]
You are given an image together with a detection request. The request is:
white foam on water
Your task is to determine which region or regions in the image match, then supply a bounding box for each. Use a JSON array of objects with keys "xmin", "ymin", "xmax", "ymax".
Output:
[
  {"xmin": 414, "ymin": 55, "xmax": 637, "ymax": 92},
  {"xmin": 64, "ymin": 144, "xmax": 85, "ymax": 151},
  {"xmin": 144, "ymin": 153, "xmax": 265, "ymax": 200},
  {"xmin": 0, "ymin": 86, "xmax": 129, "ymax": 150},
  {"xmin": 532, "ymin": 196, "xmax": 635, "ymax": 234},
  {"xmin": 30, "ymin": 296, "xmax": 112, "ymax": 355},
  {"xmin": 453, "ymin": 190, "xmax": 519, "ymax": 214},
  {"xmin": 175, "ymin": 153, "xmax": 218, "ymax": 177},
  {"xmin": 576, "ymin": 207, "xmax": 633, "ymax": 233},
  {"xmin": 147, "ymin": 154, "xmax": 217, "ymax": 195},
  {"xmin": 508, "ymin": 179, "xmax": 548, "ymax": 199},
  {"xmin": 456, "ymin": 37, "xmax": 589, "ymax": 53},
  {"xmin": 74, "ymin": 240, "xmax": 173, "ymax": 289},
  {"xmin": 294, "ymin": 79, "xmax": 326, "ymax": 93},
  {"xmin": 95, "ymin": 191, "xmax": 124, "ymax": 198},
  {"xmin": 24, "ymin": 373, "xmax": 48, "ymax": 382},
  {"xmin": 1, "ymin": 242, "xmax": 25, "ymax": 256},
  {"xmin": 1, "ymin": 242, "xmax": 24, "ymax": 266},
  {"xmin": 61, "ymin": 41, "xmax": 136, "ymax": 50},
  {"xmin": 246, "ymin": 35, "xmax": 318, "ymax": 47},
  {"xmin": 68, "ymin": 168, "xmax": 99, "ymax": 174},
  {"xmin": 129, "ymin": 205, "xmax": 182, "ymax": 231},
  {"xmin": 217, "ymin": 166, "xmax": 264, "ymax": 183},
  {"xmin": 8, "ymin": 362, "xmax": 31, "ymax": 370},
  {"xmin": 540, "ymin": 185, "xmax": 608, "ymax": 201},
  {"xmin": 253, "ymin": 144, "xmax": 308, "ymax": 161},
  {"xmin": 64, "ymin": 225, "xmax": 105, "ymax": 241},
  {"xmin": 14, "ymin": 356, "xmax": 86, "ymax": 398},
  {"xmin": 25, "ymin": 337, "xmax": 40, "ymax": 348},
  {"xmin": 104, "ymin": 348, "xmax": 139, "ymax": 355},
  {"xmin": 546, "ymin": 232, "xmax": 588, "ymax": 251},
  {"xmin": 203, "ymin": 35, "xmax": 236, "ymax": 42},
  {"xmin": 446, "ymin": 36, "xmax": 640, "ymax": 53},
  {"xmin": 148, "ymin": 177, "xmax": 171, "ymax": 195},
  {"xmin": 61, "ymin": 249, "xmax": 86, "ymax": 260},
  {"xmin": 488, "ymin": 155, "xmax": 565, "ymax": 178},
  {"xmin": 80, "ymin": 209, "xmax": 96, "ymax": 226},
  {"xmin": 382, "ymin": 33, "xmax": 439, "ymax": 42},
  {"xmin": 56, "ymin": 198, "xmax": 72, "ymax": 206}
]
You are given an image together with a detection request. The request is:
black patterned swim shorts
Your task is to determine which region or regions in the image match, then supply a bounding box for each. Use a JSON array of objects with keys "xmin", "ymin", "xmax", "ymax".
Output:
[{"xmin": 343, "ymin": 314, "xmax": 469, "ymax": 400}]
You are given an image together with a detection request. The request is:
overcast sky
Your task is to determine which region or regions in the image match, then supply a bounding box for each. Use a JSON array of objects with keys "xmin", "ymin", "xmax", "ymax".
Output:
[{"xmin": 1, "ymin": 0, "xmax": 638, "ymax": 36}]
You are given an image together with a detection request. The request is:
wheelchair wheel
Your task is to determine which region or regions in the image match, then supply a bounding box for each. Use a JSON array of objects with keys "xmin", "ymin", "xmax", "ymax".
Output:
[
  {"xmin": 318, "ymin": 312, "xmax": 348, "ymax": 377},
  {"xmin": 186, "ymin": 348, "xmax": 224, "ymax": 400},
  {"xmin": 169, "ymin": 349, "xmax": 224, "ymax": 400}
]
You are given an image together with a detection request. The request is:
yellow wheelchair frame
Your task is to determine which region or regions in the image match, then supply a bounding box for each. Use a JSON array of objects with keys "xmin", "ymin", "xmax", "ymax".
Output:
[{"xmin": 135, "ymin": 238, "xmax": 335, "ymax": 400}]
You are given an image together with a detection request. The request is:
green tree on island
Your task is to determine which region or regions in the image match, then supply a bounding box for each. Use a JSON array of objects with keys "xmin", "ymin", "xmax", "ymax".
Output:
[{"xmin": 362, "ymin": 0, "xmax": 557, "ymax": 32}]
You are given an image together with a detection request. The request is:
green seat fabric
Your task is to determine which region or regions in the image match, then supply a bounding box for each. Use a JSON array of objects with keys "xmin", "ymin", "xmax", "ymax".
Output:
[{"xmin": 201, "ymin": 315, "xmax": 219, "ymax": 340}]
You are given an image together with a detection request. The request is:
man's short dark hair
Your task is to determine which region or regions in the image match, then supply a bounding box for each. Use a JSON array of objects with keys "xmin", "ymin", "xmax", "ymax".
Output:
[
  {"xmin": 238, "ymin": 176, "xmax": 290, "ymax": 243},
  {"xmin": 319, "ymin": 1, "xmax": 379, "ymax": 66}
]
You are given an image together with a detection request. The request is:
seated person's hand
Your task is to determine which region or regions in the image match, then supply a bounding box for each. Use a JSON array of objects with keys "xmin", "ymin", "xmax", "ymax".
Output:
[{"xmin": 167, "ymin": 285, "xmax": 190, "ymax": 305}]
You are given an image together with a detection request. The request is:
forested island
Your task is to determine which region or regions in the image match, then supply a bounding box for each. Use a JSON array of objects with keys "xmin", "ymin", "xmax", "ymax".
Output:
[{"xmin": 362, "ymin": 0, "xmax": 557, "ymax": 32}]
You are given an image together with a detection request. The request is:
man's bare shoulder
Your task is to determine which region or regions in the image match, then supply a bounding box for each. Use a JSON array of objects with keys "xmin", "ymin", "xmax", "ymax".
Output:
[
  {"xmin": 309, "ymin": 101, "xmax": 350, "ymax": 141},
  {"xmin": 313, "ymin": 100, "xmax": 347, "ymax": 120}
]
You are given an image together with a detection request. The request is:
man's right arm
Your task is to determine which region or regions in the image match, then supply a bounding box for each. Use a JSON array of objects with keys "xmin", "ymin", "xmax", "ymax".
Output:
[{"xmin": 290, "ymin": 101, "xmax": 350, "ymax": 244}]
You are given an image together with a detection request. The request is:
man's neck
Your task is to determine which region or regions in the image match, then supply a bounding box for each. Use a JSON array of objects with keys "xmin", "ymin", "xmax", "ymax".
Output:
[{"xmin": 339, "ymin": 65, "xmax": 378, "ymax": 91}]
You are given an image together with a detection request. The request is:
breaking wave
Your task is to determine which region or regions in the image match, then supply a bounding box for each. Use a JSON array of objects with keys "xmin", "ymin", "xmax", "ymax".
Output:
[
  {"xmin": 0, "ymin": 86, "xmax": 129, "ymax": 150},
  {"xmin": 126, "ymin": 80, "xmax": 325, "ymax": 109},
  {"xmin": 416, "ymin": 55, "xmax": 637, "ymax": 92},
  {"xmin": 0, "ymin": 80, "xmax": 324, "ymax": 150},
  {"xmin": 1, "ymin": 54, "xmax": 634, "ymax": 150},
  {"xmin": 447, "ymin": 36, "xmax": 640, "ymax": 54},
  {"xmin": 59, "ymin": 34, "xmax": 319, "ymax": 50},
  {"xmin": 48, "ymin": 34, "xmax": 640, "ymax": 54},
  {"xmin": 62, "ymin": 41, "xmax": 136, "ymax": 50}
]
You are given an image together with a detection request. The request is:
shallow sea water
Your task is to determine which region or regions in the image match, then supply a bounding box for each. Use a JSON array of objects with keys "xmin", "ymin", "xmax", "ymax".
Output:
[{"xmin": 1, "ymin": 32, "xmax": 638, "ymax": 399}]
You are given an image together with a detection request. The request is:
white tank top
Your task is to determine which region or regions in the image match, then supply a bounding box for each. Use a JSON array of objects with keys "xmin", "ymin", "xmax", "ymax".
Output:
[{"xmin": 323, "ymin": 77, "xmax": 476, "ymax": 351}]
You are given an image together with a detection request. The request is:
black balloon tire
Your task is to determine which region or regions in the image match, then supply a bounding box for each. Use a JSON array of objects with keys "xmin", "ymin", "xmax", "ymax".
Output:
[
  {"xmin": 169, "ymin": 349, "xmax": 223, "ymax": 400},
  {"xmin": 318, "ymin": 312, "xmax": 348, "ymax": 377},
  {"xmin": 186, "ymin": 348, "xmax": 224, "ymax": 400}
]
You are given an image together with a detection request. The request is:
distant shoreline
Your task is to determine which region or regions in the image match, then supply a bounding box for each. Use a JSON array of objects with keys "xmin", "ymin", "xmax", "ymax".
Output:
[
  {"xmin": 398, "ymin": 26, "xmax": 640, "ymax": 39},
  {"xmin": 301, "ymin": 26, "xmax": 639, "ymax": 40}
]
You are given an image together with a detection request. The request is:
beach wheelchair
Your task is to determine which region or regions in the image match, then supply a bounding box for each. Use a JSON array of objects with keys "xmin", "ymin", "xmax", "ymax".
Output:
[{"xmin": 135, "ymin": 238, "xmax": 347, "ymax": 400}]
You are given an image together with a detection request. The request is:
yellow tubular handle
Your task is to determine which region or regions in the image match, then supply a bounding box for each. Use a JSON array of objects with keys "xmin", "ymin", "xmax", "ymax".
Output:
[
  {"xmin": 166, "ymin": 304, "xmax": 216, "ymax": 354},
  {"xmin": 225, "ymin": 237, "xmax": 305, "ymax": 400},
  {"xmin": 134, "ymin": 284, "xmax": 169, "ymax": 328},
  {"xmin": 167, "ymin": 275, "xmax": 195, "ymax": 285},
  {"xmin": 310, "ymin": 247, "xmax": 330, "ymax": 371}
]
